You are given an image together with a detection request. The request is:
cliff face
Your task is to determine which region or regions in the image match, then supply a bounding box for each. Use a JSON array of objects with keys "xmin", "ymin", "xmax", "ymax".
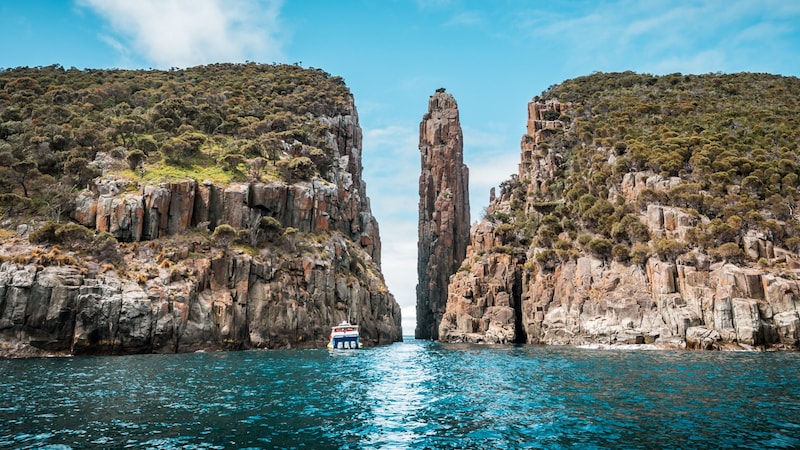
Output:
[
  {"xmin": 416, "ymin": 91, "xmax": 470, "ymax": 339},
  {"xmin": 71, "ymin": 106, "xmax": 381, "ymax": 264},
  {"xmin": 0, "ymin": 233, "xmax": 400, "ymax": 357},
  {"xmin": 441, "ymin": 220, "xmax": 800, "ymax": 349},
  {"xmin": 440, "ymin": 74, "xmax": 800, "ymax": 350},
  {"xmin": 0, "ymin": 96, "xmax": 401, "ymax": 357}
]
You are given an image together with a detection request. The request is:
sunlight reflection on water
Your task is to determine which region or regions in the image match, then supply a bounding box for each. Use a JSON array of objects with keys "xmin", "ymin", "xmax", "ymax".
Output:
[
  {"xmin": 362, "ymin": 341, "xmax": 434, "ymax": 447},
  {"xmin": 1, "ymin": 340, "xmax": 799, "ymax": 449}
]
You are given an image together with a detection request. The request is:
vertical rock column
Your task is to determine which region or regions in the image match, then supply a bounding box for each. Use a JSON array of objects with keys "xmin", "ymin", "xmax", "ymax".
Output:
[{"xmin": 416, "ymin": 90, "xmax": 470, "ymax": 339}]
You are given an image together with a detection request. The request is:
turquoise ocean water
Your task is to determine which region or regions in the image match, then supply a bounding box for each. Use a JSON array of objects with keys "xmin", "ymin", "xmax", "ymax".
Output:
[{"xmin": 1, "ymin": 339, "xmax": 799, "ymax": 449}]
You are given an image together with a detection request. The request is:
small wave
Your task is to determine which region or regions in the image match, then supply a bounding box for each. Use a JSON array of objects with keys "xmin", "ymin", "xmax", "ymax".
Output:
[{"xmin": 575, "ymin": 343, "xmax": 670, "ymax": 351}]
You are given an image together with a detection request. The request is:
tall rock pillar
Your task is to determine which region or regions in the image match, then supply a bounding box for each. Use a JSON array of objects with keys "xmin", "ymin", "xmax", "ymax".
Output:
[{"xmin": 416, "ymin": 90, "xmax": 470, "ymax": 339}]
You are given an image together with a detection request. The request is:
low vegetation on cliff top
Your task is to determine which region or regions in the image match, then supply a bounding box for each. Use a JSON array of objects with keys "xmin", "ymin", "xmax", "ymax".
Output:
[
  {"xmin": 0, "ymin": 63, "xmax": 351, "ymax": 223},
  {"xmin": 489, "ymin": 71, "xmax": 800, "ymax": 267}
]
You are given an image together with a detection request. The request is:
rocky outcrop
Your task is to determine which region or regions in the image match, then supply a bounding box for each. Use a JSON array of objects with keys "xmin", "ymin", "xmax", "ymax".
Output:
[
  {"xmin": 440, "ymin": 222, "xmax": 524, "ymax": 344},
  {"xmin": 71, "ymin": 105, "xmax": 381, "ymax": 266},
  {"xmin": 74, "ymin": 178, "xmax": 381, "ymax": 263},
  {"xmin": 416, "ymin": 91, "xmax": 470, "ymax": 339},
  {"xmin": 439, "ymin": 97, "xmax": 800, "ymax": 350},
  {"xmin": 442, "ymin": 240, "xmax": 800, "ymax": 349},
  {"xmin": 1, "ymin": 98, "xmax": 401, "ymax": 357},
  {"xmin": 0, "ymin": 232, "xmax": 401, "ymax": 357}
]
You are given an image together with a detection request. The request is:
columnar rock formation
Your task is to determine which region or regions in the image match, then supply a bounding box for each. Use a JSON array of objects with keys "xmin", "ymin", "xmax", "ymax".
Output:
[
  {"xmin": 70, "ymin": 104, "xmax": 382, "ymax": 265},
  {"xmin": 416, "ymin": 90, "xmax": 470, "ymax": 339},
  {"xmin": 0, "ymin": 98, "xmax": 402, "ymax": 357},
  {"xmin": 439, "ymin": 95, "xmax": 800, "ymax": 350}
]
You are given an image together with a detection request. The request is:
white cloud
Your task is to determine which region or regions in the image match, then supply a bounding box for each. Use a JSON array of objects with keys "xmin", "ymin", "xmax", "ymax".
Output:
[
  {"xmin": 646, "ymin": 50, "xmax": 727, "ymax": 76},
  {"xmin": 78, "ymin": 0, "xmax": 284, "ymax": 68},
  {"xmin": 363, "ymin": 124, "xmax": 420, "ymax": 196},
  {"xmin": 461, "ymin": 124, "xmax": 520, "ymax": 219},
  {"xmin": 364, "ymin": 125, "xmax": 419, "ymax": 152},
  {"xmin": 445, "ymin": 11, "xmax": 483, "ymax": 27},
  {"xmin": 377, "ymin": 219, "xmax": 418, "ymax": 336},
  {"xmin": 415, "ymin": 0, "xmax": 453, "ymax": 10},
  {"xmin": 511, "ymin": 0, "xmax": 800, "ymax": 76},
  {"xmin": 362, "ymin": 123, "xmax": 420, "ymax": 336}
]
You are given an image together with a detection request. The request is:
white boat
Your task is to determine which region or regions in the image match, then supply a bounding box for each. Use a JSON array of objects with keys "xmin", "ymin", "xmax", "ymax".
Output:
[{"xmin": 327, "ymin": 321, "xmax": 361, "ymax": 349}]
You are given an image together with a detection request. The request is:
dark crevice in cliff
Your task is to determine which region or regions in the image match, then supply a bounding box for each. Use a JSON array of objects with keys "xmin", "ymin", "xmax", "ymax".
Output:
[
  {"xmin": 309, "ymin": 182, "xmax": 317, "ymax": 232},
  {"xmin": 512, "ymin": 266, "xmax": 526, "ymax": 344}
]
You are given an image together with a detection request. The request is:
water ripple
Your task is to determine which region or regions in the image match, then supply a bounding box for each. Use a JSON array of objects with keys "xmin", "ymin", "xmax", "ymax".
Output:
[{"xmin": 1, "ymin": 341, "xmax": 799, "ymax": 448}]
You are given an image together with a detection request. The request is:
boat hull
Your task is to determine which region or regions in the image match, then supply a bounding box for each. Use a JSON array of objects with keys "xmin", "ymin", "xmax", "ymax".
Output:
[{"xmin": 328, "ymin": 336, "xmax": 360, "ymax": 349}]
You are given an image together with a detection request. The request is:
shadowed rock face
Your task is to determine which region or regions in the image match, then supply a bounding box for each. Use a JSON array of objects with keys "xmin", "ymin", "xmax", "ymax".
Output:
[
  {"xmin": 416, "ymin": 91, "xmax": 470, "ymax": 340},
  {"xmin": 0, "ymin": 235, "xmax": 402, "ymax": 357}
]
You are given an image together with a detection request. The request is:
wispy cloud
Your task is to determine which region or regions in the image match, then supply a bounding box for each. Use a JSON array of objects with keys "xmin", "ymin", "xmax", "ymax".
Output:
[
  {"xmin": 78, "ymin": 0, "xmax": 284, "ymax": 68},
  {"xmin": 361, "ymin": 122, "xmax": 420, "ymax": 333},
  {"xmin": 511, "ymin": 0, "xmax": 800, "ymax": 76},
  {"xmin": 415, "ymin": 0, "xmax": 453, "ymax": 11},
  {"xmin": 377, "ymin": 219, "xmax": 418, "ymax": 335},
  {"xmin": 445, "ymin": 11, "xmax": 483, "ymax": 27},
  {"xmin": 363, "ymin": 124, "xmax": 419, "ymax": 200}
]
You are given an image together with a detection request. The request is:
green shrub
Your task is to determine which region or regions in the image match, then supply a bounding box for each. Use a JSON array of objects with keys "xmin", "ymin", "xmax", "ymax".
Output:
[
  {"xmin": 587, "ymin": 237, "xmax": 613, "ymax": 258},
  {"xmin": 28, "ymin": 221, "xmax": 61, "ymax": 244},
  {"xmin": 630, "ymin": 242, "xmax": 651, "ymax": 265},
  {"xmin": 554, "ymin": 239, "xmax": 573, "ymax": 251},
  {"xmin": 92, "ymin": 232, "xmax": 121, "ymax": 264},
  {"xmin": 277, "ymin": 156, "xmax": 315, "ymax": 182},
  {"xmin": 652, "ymin": 237, "xmax": 686, "ymax": 261},
  {"xmin": 55, "ymin": 223, "xmax": 94, "ymax": 243},
  {"xmin": 256, "ymin": 216, "xmax": 284, "ymax": 246},
  {"xmin": 126, "ymin": 149, "xmax": 146, "ymax": 171},
  {"xmin": 161, "ymin": 136, "xmax": 196, "ymax": 165},
  {"xmin": 710, "ymin": 242, "xmax": 745, "ymax": 263},
  {"xmin": 535, "ymin": 249, "xmax": 559, "ymax": 269},
  {"xmin": 135, "ymin": 135, "xmax": 159, "ymax": 154},
  {"xmin": 212, "ymin": 224, "xmax": 237, "ymax": 248},
  {"xmin": 0, "ymin": 193, "xmax": 32, "ymax": 213},
  {"xmin": 577, "ymin": 233, "xmax": 592, "ymax": 247},
  {"xmin": 785, "ymin": 236, "xmax": 800, "ymax": 253},
  {"xmin": 495, "ymin": 223, "xmax": 515, "ymax": 240},
  {"xmin": 29, "ymin": 221, "xmax": 93, "ymax": 246},
  {"xmin": 611, "ymin": 214, "xmax": 649, "ymax": 244},
  {"xmin": 220, "ymin": 152, "xmax": 245, "ymax": 171},
  {"xmin": 612, "ymin": 244, "xmax": 630, "ymax": 262},
  {"xmin": 307, "ymin": 147, "xmax": 331, "ymax": 176}
]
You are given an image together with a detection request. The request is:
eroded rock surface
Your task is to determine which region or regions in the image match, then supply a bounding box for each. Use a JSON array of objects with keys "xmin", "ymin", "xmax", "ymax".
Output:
[
  {"xmin": 439, "ymin": 97, "xmax": 800, "ymax": 350},
  {"xmin": 0, "ymin": 233, "xmax": 401, "ymax": 357},
  {"xmin": 416, "ymin": 91, "xmax": 470, "ymax": 339},
  {"xmin": 1, "ymin": 99, "xmax": 401, "ymax": 357}
]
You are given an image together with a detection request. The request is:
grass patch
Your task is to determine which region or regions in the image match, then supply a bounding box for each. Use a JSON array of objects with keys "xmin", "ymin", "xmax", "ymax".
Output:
[
  {"xmin": 232, "ymin": 244, "xmax": 259, "ymax": 257},
  {"xmin": 117, "ymin": 162, "xmax": 235, "ymax": 185},
  {"xmin": 0, "ymin": 228, "xmax": 15, "ymax": 240}
]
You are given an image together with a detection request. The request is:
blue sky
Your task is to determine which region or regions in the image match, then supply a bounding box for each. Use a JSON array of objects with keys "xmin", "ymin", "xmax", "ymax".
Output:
[{"xmin": 2, "ymin": 1, "xmax": 799, "ymax": 334}]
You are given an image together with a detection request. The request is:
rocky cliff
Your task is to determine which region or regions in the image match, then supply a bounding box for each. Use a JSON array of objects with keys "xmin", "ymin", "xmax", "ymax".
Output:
[
  {"xmin": 70, "ymin": 106, "xmax": 382, "ymax": 264},
  {"xmin": 0, "ymin": 64, "xmax": 401, "ymax": 357},
  {"xmin": 440, "ymin": 72, "xmax": 800, "ymax": 350},
  {"xmin": 416, "ymin": 90, "xmax": 470, "ymax": 339}
]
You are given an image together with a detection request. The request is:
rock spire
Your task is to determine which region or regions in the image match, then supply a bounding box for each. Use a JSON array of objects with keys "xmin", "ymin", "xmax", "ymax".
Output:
[{"xmin": 416, "ymin": 90, "xmax": 470, "ymax": 339}]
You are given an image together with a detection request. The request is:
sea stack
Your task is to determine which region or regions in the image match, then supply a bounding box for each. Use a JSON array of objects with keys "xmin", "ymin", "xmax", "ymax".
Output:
[{"xmin": 416, "ymin": 89, "xmax": 470, "ymax": 339}]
